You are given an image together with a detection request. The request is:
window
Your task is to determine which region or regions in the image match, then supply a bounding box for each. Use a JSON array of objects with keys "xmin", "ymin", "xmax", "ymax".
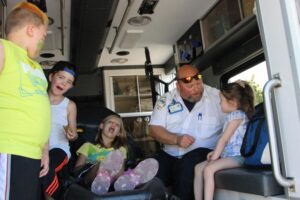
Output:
[{"xmin": 229, "ymin": 61, "xmax": 268, "ymax": 104}]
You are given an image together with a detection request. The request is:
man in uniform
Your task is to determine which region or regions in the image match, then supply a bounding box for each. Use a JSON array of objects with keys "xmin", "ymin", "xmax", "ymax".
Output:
[{"xmin": 149, "ymin": 65, "xmax": 224, "ymax": 200}]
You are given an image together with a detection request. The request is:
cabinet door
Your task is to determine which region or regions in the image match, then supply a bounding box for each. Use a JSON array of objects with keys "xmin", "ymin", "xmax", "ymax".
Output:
[
  {"xmin": 104, "ymin": 68, "xmax": 175, "ymax": 116},
  {"xmin": 113, "ymin": 75, "xmax": 155, "ymax": 113},
  {"xmin": 138, "ymin": 75, "xmax": 154, "ymax": 112},
  {"xmin": 113, "ymin": 76, "xmax": 139, "ymax": 113}
]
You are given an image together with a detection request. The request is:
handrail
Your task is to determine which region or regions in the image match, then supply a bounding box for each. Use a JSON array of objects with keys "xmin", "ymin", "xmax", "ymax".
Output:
[
  {"xmin": 60, "ymin": 0, "xmax": 65, "ymax": 55},
  {"xmin": 108, "ymin": 0, "xmax": 133, "ymax": 54},
  {"xmin": 263, "ymin": 78, "xmax": 294, "ymax": 187}
]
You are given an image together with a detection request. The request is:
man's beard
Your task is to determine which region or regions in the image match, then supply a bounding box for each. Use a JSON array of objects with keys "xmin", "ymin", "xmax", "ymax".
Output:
[{"xmin": 187, "ymin": 95, "xmax": 201, "ymax": 103}]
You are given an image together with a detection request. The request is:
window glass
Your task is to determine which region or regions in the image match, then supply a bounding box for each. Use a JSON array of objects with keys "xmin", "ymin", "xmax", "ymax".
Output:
[
  {"xmin": 229, "ymin": 61, "xmax": 268, "ymax": 104},
  {"xmin": 241, "ymin": 0, "xmax": 255, "ymax": 17},
  {"xmin": 201, "ymin": 0, "xmax": 242, "ymax": 49}
]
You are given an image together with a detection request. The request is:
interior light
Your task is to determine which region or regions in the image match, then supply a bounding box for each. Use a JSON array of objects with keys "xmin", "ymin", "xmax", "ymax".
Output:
[
  {"xmin": 128, "ymin": 16, "xmax": 151, "ymax": 26},
  {"xmin": 110, "ymin": 58, "xmax": 128, "ymax": 64}
]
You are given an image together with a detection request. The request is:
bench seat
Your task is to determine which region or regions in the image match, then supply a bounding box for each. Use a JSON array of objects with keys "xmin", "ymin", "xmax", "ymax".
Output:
[{"xmin": 215, "ymin": 168, "xmax": 284, "ymax": 196}]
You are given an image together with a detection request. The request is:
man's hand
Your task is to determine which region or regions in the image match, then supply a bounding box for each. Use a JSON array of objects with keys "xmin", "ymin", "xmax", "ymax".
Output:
[{"xmin": 176, "ymin": 134, "xmax": 195, "ymax": 148}]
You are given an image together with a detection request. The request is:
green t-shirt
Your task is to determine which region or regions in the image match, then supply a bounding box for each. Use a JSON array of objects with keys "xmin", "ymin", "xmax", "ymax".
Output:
[
  {"xmin": 76, "ymin": 142, "xmax": 127, "ymax": 164},
  {"xmin": 0, "ymin": 39, "xmax": 51, "ymax": 159}
]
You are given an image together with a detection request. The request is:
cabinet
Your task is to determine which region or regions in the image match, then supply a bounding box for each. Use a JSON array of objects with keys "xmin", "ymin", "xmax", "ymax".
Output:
[
  {"xmin": 103, "ymin": 68, "xmax": 174, "ymax": 156},
  {"xmin": 201, "ymin": 0, "xmax": 242, "ymax": 49},
  {"xmin": 111, "ymin": 75, "xmax": 153, "ymax": 114}
]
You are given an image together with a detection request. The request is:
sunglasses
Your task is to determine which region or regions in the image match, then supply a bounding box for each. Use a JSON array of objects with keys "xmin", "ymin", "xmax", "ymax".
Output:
[{"xmin": 177, "ymin": 74, "xmax": 202, "ymax": 83}]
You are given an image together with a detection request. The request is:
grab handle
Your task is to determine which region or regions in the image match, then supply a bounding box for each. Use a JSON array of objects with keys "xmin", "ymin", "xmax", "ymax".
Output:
[{"xmin": 263, "ymin": 78, "xmax": 294, "ymax": 187}]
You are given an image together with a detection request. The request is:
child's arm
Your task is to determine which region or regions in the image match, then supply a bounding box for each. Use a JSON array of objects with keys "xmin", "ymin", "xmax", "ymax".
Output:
[
  {"xmin": 65, "ymin": 100, "xmax": 77, "ymax": 141},
  {"xmin": 39, "ymin": 142, "xmax": 49, "ymax": 177},
  {"xmin": 0, "ymin": 42, "xmax": 4, "ymax": 73},
  {"xmin": 208, "ymin": 119, "xmax": 242, "ymax": 161},
  {"xmin": 74, "ymin": 153, "xmax": 87, "ymax": 172}
]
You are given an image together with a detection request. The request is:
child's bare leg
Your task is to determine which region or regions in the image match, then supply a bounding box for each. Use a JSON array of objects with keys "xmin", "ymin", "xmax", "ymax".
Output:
[
  {"xmin": 194, "ymin": 161, "xmax": 208, "ymax": 200},
  {"xmin": 203, "ymin": 158, "xmax": 241, "ymax": 200}
]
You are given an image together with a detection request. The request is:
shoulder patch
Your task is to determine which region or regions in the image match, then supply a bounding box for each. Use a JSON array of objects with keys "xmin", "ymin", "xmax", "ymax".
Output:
[{"xmin": 155, "ymin": 96, "xmax": 167, "ymax": 110}]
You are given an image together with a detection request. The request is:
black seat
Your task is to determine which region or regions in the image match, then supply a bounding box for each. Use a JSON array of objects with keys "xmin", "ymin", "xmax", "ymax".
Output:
[
  {"xmin": 63, "ymin": 177, "xmax": 167, "ymax": 200},
  {"xmin": 215, "ymin": 168, "xmax": 284, "ymax": 196}
]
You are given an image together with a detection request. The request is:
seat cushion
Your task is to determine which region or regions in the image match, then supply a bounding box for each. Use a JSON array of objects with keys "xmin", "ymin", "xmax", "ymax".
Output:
[{"xmin": 215, "ymin": 168, "xmax": 284, "ymax": 196}]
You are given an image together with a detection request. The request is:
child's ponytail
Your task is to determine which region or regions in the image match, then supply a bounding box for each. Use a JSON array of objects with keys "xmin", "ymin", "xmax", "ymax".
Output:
[{"xmin": 221, "ymin": 80, "xmax": 255, "ymax": 119}]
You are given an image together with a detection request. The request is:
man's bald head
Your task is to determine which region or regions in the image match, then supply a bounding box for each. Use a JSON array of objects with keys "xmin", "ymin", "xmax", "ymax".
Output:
[{"xmin": 176, "ymin": 65, "xmax": 199, "ymax": 80}]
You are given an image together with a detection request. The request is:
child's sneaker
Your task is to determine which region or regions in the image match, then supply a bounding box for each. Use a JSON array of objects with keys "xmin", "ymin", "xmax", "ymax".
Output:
[
  {"xmin": 114, "ymin": 158, "xmax": 159, "ymax": 191},
  {"xmin": 91, "ymin": 171, "xmax": 111, "ymax": 195},
  {"xmin": 91, "ymin": 150, "xmax": 125, "ymax": 195},
  {"xmin": 98, "ymin": 149, "xmax": 125, "ymax": 177}
]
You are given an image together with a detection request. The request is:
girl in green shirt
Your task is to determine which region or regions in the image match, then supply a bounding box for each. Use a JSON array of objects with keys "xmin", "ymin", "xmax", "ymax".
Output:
[{"xmin": 74, "ymin": 114, "xmax": 158, "ymax": 195}]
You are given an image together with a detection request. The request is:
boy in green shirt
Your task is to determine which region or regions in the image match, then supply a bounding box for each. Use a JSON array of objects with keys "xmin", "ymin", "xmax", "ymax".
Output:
[{"xmin": 0, "ymin": 2, "xmax": 51, "ymax": 200}]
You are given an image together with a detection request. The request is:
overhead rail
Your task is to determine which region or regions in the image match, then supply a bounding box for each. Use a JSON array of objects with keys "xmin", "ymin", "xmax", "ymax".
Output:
[
  {"xmin": 108, "ymin": 0, "xmax": 133, "ymax": 54},
  {"xmin": 60, "ymin": 0, "xmax": 65, "ymax": 55},
  {"xmin": 144, "ymin": 47, "xmax": 175, "ymax": 107}
]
